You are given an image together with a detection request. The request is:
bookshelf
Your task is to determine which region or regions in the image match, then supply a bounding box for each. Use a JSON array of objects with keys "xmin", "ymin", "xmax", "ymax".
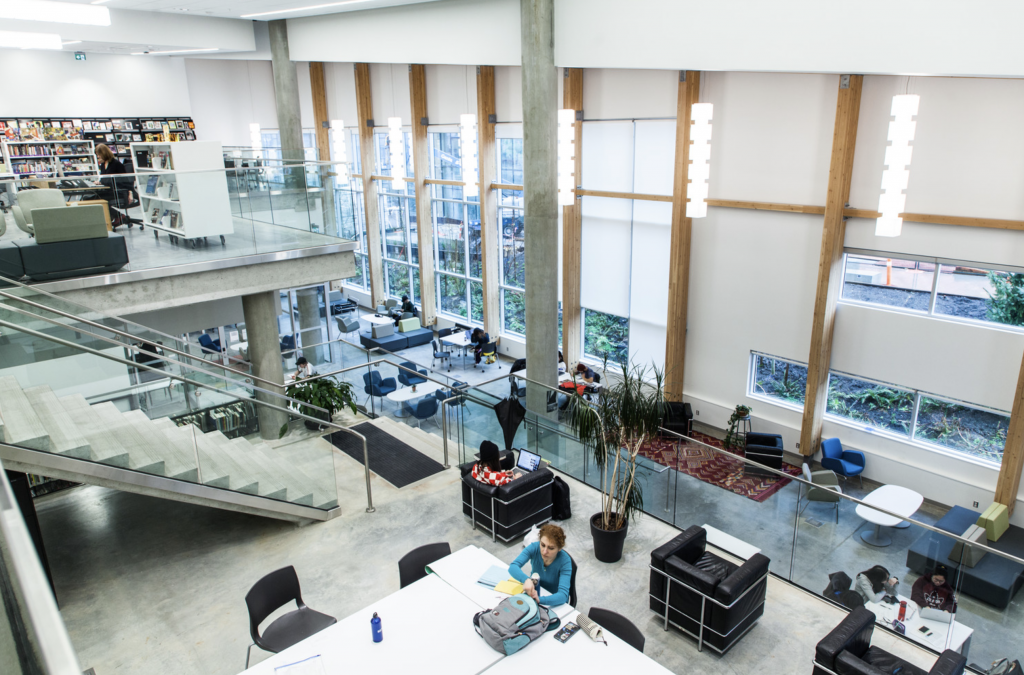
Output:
[
  {"xmin": 173, "ymin": 400, "xmax": 258, "ymax": 439},
  {"xmin": 0, "ymin": 139, "xmax": 98, "ymax": 178},
  {"xmin": 131, "ymin": 140, "xmax": 233, "ymax": 247},
  {"xmin": 1, "ymin": 116, "xmax": 196, "ymax": 164}
]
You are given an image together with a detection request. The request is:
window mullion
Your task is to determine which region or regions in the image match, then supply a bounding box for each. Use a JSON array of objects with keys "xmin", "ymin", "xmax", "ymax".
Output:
[
  {"xmin": 928, "ymin": 262, "xmax": 940, "ymax": 315},
  {"xmin": 909, "ymin": 392, "xmax": 922, "ymax": 442}
]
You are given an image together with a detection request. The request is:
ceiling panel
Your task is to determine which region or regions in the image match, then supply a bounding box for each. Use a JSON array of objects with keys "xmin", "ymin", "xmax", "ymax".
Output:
[{"xmin": 58, "ymin": 0, "xmax": 444, "ymax": 20}]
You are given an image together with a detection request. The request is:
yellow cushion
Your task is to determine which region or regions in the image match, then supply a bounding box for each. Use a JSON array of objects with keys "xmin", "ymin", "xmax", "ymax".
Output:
[
  {"xmin": 397, "ymin": 317, "xmax": 421, "ymax": 333},
  {"xmin": 977, "ymin": 503, "xmax": 1009, "ymax": 542}
]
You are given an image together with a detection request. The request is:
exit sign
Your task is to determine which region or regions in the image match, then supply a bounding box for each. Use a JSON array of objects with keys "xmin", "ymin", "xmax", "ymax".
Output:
[{"xmin": 74, "ymin": 52, "xmax": 86, "ymax": 61}]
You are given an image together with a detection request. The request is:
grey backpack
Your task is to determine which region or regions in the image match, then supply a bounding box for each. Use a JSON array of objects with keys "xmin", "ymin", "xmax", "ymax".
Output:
[{"xmin": 472, "ymin": 593, "xmax": 560, "ymax": 655}]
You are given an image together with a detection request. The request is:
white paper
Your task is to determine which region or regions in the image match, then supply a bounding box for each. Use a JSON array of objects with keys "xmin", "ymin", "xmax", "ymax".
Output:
[{"xmin": 274, "ymin": 654, "xmax": 327, "ymax": 675}]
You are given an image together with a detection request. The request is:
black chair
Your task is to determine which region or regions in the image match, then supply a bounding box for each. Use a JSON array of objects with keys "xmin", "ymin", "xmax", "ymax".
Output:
[
  {"xmin": 436, "ymin": 326, "xmax": 454, "ymax": 338},
  {"xmin": 398, "ymin": 542, "xmax": 452, "ymax": 589},
  {"xmin": 588, "ymin": 607, "xmax": 645, "ymax": 653},
  {"xmin": 244, "ymin": 566, "xmax": 336, "ymax": 668},
  {"xmin": 460, "ymin": 462, "xmax": 554, "ymax": 542},
  {"xmin": 432, "ymin": 339, "xmax": 451, "ymax": 370},
  {"xmin": 661, "ymin": 401, "xmax": 693, "ymax": 438},
  {"xmin": 812, "ymin": 606, "xmax": 967, "ymax": 675},
  {"xmin": 567, "ymin": 552, "xmax": 578, "ymax": 607},
  {"xmin": 744, "ymin": 432, "xmax": 784, "ymax": 477}
]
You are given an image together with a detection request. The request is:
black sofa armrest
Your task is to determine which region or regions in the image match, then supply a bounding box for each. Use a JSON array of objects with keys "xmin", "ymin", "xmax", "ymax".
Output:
[
  {"xmin": 715, "ymin": 553, "xmax": 769, "ymax": 605},
  {"xmin": 815, "ymin": 606, "xmax": 876, "ymax": 671},
  {"xmin": 835, "ymin": 651, "xmax": 889, "ymax": 675},
  {"xmin": 664, "ymin": 555, "xmax": 722, "ymax": 597},
  {"xmin": 651, "ymin": 525, "xmax": 706, "ymax": 569},
  {"xmin": 929, "ymin": 650, "xmax": 967, "ymax": 675},
  {"xmin": 497, "ymin": 467, "xmax": 553, "ymax": 501},
  {"xmin": 746, "ymin": 432, "xmax": 783, "ymax": 449},
  {"xmin": 461, "ymin": 472, "xmax": 499, "ymax": 498}
]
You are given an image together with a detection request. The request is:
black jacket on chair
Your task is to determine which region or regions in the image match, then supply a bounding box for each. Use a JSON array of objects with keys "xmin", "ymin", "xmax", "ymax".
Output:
[
  {"xmin": 744, "ymin": 432, "xmax": 784, "ymax": 476},
  {"xmin": 649, "ymin": 525, "xmax": 769, "ymax": 653},
  {"xmin": 460, "ymin": 462, "xmax": 553, "ymax": 542},
  {"xmin": 812, "ymin": 606, "xmax": 966, "ymax": 675}
]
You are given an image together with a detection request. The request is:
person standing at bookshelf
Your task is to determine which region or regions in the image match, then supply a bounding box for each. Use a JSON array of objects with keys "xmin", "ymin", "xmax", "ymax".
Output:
[{"xmin": 94, "ymin": 144, "xmax": 134, "ymax": 229}]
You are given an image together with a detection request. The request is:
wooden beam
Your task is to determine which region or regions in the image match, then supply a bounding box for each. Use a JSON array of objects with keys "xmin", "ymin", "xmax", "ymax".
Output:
[
  {"xmin": 577, "ymin": 188, "xmax": 672, "ymax": 203},
  {"xmin": 708, "ymin": 199, "xmax": 826, "ymax": 215},
  {"xmin": 492, "ymin": 183, "xmax": 524, "ymax": 191},
  {"xmin": 799, "ymin": 75, "xmax": 864, "ymax": 457},
  {"xmin": 664, "ymin": 70, "xmax": 700, "ymax": 402},
  {"xmin": 424, "ymin": 178, "xmax": 473, "ymax": 187},
  {"xmin": 562, "ymin": 68, "xmax": 584, "ymax": 368},
  {"xmin": 309, "ymin": 62, "xmax": 331, "ymax": 164},
  {"xmin": 372, "ymin": 175, "xmax": 416, "ymax": 183},
  {"xmin": 477, "ymin": 65, "xmax": 501, "ymax": 336},
  {"xmin": 996, "ymin": 355, "xmax": 1024, "ymax": 515},
  {"xmin": 354, "ymin": 63, "xmax": 385, "ymax": 304},
  {"xmin": 409, "ymin": 64, "xmax": 436, "ymax": 326}
]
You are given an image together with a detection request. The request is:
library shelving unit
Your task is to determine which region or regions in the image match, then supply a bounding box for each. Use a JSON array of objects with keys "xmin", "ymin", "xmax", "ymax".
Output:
[
  {"xmin": 0, "ymin": 139, "xmax": 98, "ymax": 179},
  {"xmin": 130, "ymin": 140, "xmax": 233, "ymax": 248}
]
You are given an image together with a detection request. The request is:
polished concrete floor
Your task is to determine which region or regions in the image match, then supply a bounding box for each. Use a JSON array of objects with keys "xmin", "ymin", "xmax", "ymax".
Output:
[{"xmin": 36, "ymin": 422, "xmax": 944, "ymax": 675}]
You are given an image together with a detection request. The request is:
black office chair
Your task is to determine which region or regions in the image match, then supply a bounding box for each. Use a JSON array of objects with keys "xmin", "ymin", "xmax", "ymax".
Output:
[
  {"xmin": 398, "ymin": 542, "xmax": 452, "ymax": 588},
  {"xmin": 244, "ymin": 566, "xmax": 336, "ymax": 668},
  {"xmin": 567, "ymin": 552, "xmax": 578, "ymax": 607},
  {"xmin": 588, "ymin": 607, "xmax": 645, "ymax": 652}
]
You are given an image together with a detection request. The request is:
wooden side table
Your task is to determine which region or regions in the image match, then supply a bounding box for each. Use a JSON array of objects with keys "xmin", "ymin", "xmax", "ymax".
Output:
[{"xmin": 71, "ymin": 199, "xmax": 112, "ymax": 231}]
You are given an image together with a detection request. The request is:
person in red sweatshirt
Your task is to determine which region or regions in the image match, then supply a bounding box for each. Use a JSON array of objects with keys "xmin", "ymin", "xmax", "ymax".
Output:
[{"xmin": 911, "ymin": 564, "xmax": 957, "ymax": 614}]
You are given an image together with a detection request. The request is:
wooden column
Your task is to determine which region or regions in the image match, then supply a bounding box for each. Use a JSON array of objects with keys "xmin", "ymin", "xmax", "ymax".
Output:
[
  {"xmin": 477, "ymin": 65, "xmax": 501, "ymax": 336},
  {"xmin": 664, "ymin": 71, "xmax": 700, "ymax": 402},
  {"xmin": 409, "ymin": 64, "xmax": 437, "ymax": 326},
  {"xmin": 309, "ymin": 62, "xmax": 338, "ymax": 239},
  {"xmin": 995, "ymin": 356, "xmax": 1024, "ymax": 515},
  {"xmin": 562, "ymin": 68, "xmax": 583, "ymax": 367},
  {"xmin": 354, "ymin": 63, "xmax": 385, "ymax": 304},
  {"xmin": 799, "ymin": 75, "xmax": 864, "ymax": 456}
]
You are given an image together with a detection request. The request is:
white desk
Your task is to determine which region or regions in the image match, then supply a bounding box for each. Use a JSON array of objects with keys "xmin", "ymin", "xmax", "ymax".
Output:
[
  {"xmin": 863, "ymin": 595, "xmax": 973, "ymax": 657},
  {"xmin": 362, "ymin": 313, "xmax": 394, "ymax": 326},
  {"xmin": 242, "ymin": 573, "xmax": 503, "ymax": 675},
  {"xmin": 386, "ymin": 381, "xmax": 445, "ymax": 417},
  {"xmin": 442, "ymin": 332, "xmax": 474, "ymax": 368},
  {"xmin": 856, "ymin": 485, "xmax": 924, "ymax": 547}
]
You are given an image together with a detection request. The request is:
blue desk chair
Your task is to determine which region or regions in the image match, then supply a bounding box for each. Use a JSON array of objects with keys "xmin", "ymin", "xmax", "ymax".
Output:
[
  {"xmin": 363, "ymin": 371, "xmax": 397, "ymax": 411},
  {"xmin": 435, "ymin": 381, "xmax": 467, "ymax": 410},
  {"xmin": 410, "ymin": 396, "xmax": 439, "ymax": 429},
  {"xmin": 820, "ymin": 437, "xmax": 865, "ymax": 488},
  {"xmin": 280, "ymin": 334, "xmax": 297, "ymax": 353},
  {"xmin": 197, "ymin": 333, "xmax": 222, "ymax": 357},
  {"xmin": 397, "ymin": 361, "xmax": 427, "ymax": 387}
]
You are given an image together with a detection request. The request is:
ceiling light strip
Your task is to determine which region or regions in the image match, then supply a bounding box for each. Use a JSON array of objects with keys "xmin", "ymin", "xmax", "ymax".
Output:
[
  {"xmin": 0, "ymin": 30, "xmax": 62, "ymax": 50},
  {"xmin": 131, "ymin": 48, "xmax": 219, "ymax": 55},
  {"xmin": 0, "ymin": 0, "xmax": 110, "ymax": 26},
  {"xmin": 388, "ymin": 117, "xmax": 406, "ymax": 184},
  {"xmin": 330, "ymin": 120, "xmax": 349, "ymax": 185},
  {"xmin": 460, "ymin": 113, "xmax": 478, "ymax": 198},
  {"xmin": 557, "ymin": 108, "xmax": 575, "ymax": 206},
  {"xmin": 686, "ymin": 102, "xmax": 713, "ymax": 218},
  {"xmin": 875, "ymin": 94, "xmax": 920, "ymax": 237},
  {"xmin": 241, "ymin": 0, "xmax": 376, "ymax": 19}
]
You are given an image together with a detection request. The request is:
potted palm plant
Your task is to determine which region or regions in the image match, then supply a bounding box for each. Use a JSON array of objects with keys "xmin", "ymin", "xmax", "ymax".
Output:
[
  {"xmin": 565, "ymin": 362, "xmax": 665, "ymax": 563},
  {"xmin": 285, "ymin": 377, "xmax": 357, "ymax": 431}
]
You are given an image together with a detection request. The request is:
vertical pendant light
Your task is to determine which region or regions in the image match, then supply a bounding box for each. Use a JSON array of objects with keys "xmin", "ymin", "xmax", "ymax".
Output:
[
  {"xmin": 330, "ymin": 119, "xmax": 348, "ymax": 184},
  {"xmin": 557, "ymin": 108, "xmax": 576, "ymax": 206},
  {"xmin": 388, "ymin": 117, "xmax": 406, "ymax": 184},
  {"xmin": 876, "ymin": 94, "xmax": 920, "ymax": 237},
  {"xmin": 686, "ymin": 102, "xmax": 713, "ymax": 218},
  {"xmin": 460, "ymin": 113, "xmax": 479, "ymax": 197},
  {"xmin": 249, "ymin": 122, "xmax": 262, "ymax": 160}
]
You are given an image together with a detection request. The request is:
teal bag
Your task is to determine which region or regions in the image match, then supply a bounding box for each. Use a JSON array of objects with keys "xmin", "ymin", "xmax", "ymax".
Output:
[{"xmin": 472, "ymin": 593, "xmax": 560, "ymax": 655}]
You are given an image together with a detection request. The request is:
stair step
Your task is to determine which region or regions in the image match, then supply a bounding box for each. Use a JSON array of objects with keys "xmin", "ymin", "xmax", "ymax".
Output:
[
  {"xmin": 223, "ymin": 438, "xmax": 288, "ymax": 501},
  {"xmin": 88, "ymin": 403, "xmax": 166, "ymax": 476},
  {"xmin": 22, "ymin": 386, "xmax": 91, "ymax": 459},
  {"xmin": 193, "ymin": 430, "xmax": 260, "ymax": 495},
  {"xmin": 241, "ymin": 440, "xmax": 320, "ymax": 507},
  {"xmin": 0, "ymin": 376, "xmax": 50, "ymax": 451},
  {"xmin": 57, "ymin": 395, "xmax": 131, "ymax": 468},
  {"xmin": 150, "ymin": 418, "xmax": 231, "ymax": 490},
  {"xmin": 122, "ymin": 411, "xmax": 199, "ymax": 483}
]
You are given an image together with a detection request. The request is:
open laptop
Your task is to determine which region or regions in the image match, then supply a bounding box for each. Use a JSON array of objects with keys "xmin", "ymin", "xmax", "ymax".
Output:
[{"xmin": 513, "ymin": 449, "xmax": 542, "ymax": 477}]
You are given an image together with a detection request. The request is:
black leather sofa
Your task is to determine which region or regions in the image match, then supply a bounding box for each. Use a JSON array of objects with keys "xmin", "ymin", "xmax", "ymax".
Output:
[
  {"xmin": 812, "ymin": 606, "xmax": 967, "ymax": 675},
  {"xmin": 744, "ymin": 432, "xmax": 784, "ymax": 477},
  {"xmin": 460, "ymin": 461, "xmax": 553, "ymax": 542},
  {"xmin": 649, "ymin": 525, "xmax": 769, "ymax": 654},
  {"xmin": 662, "ymin": 401, "xmax": 693, "ymax": 438}
]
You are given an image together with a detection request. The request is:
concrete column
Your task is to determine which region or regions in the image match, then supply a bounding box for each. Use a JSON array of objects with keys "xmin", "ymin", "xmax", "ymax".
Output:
[
  {"xmin": 521, "ymin": 0, "xmax": 559, "ymax": 417},
  {"xmin": 296, "ymin": 286, "xmax": 323, "ymax": 366},
  {"xmin": 242, "ymin": 291, "xmax": 290, "ymax": 439},
  {"xmin": 268, "ymin": 20, "xmax": 306, "ymax": 191}
]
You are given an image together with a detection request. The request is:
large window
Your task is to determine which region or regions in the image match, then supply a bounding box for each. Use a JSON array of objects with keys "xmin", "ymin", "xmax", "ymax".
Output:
[
  {"xmin": 842, "ymin": 251, "xmax": 1024, "ymax": 330},
  {"xmin": 375, "ymin": 130, "xmax": 418, "ymax": 302},
  {"xmin": 748, "ymin": 352, "xmax": 1010, "ymax": 464},
  {"xmin": 337, "ymin": 131, "xmax": 368, "ymax": 292},
  {"xmin": 498, "ymin": 139, "xmax": 525, "ymax": 335},
  {"xmin": 582, "ymin": 309, "xmax": 629, "ymax": 365}
]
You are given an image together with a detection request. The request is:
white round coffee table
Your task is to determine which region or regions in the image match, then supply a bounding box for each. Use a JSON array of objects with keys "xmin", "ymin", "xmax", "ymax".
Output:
[
  {"xmin": 362, "ymin": 313, "xmax": 394, "ymax": 326},
  {"xmin": 386, "ymin": 381, "xmax": 445, "ymax": 417},
  {"xmin": 855, "ymin": 485, "xmax": 924, "ymax": 547}
]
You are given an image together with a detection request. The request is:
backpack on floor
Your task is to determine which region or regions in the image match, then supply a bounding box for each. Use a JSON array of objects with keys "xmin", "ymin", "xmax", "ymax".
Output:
[
  {"xmin": 473, "ymin": 594, "xmax": 560, "ymax": 655},
  {"xmin": 986, "ymin": 659, "xmax": 1023, "ymax": 675},
  {"xmin": 551, "ymin": 476, "xmax": 572, "ymax": 520}
]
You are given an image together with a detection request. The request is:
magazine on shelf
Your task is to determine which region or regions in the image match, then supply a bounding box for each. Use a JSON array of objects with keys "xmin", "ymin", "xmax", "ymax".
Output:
[
  {"xmin": 145, "ymin": 175, "xmax": 159, "ymax": 195},
  {"xmin": 149, "ymin": 206, "xmax": 161, "ymax": 222},
  {"xmin": 169, "ymin": 212, "xmax": 180, "ymax": 230}
]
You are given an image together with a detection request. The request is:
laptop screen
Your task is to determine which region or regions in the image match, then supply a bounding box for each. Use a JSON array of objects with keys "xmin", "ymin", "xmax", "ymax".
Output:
[{"xmin": 516, "ymin": 449, "xmax": 541, "ymax": 472}]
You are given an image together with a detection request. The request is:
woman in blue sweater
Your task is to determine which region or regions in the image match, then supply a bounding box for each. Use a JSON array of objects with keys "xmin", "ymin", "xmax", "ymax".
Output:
[{"xmin": 508, "ymin": 524, "xmax": 572, "ymax": 606}]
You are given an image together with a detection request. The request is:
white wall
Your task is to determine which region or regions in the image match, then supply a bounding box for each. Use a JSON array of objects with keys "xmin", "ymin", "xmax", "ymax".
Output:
[
  {"xmin": 494, "ymin": 67, "xmax": 522, "ymax": 123},
  {"xmin": 325, "ymin": 62, "xmax": 358, "ymax": 127},
  {"xmin": 582, "ymin": 68, "xmax": 678, "ymax": 121},
  {"xmin": 0, "ymin": 51, "xmax": 190, "ymax": 118},
  {"xmin": 370, "ymin": 64, "xmax": 413, "ymax": 125},
  {"xmin": 184, "ymin": 59, "xmax": 276, "ymax": 146},
  {"xmin": 125, "ymin": 298, "xmax": 245, "ymax": 337}
]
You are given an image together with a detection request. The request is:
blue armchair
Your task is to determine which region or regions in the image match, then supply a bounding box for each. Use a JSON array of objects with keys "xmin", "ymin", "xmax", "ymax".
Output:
[
  {"xmin": 397, "ymin": 361, "xmax": 427, "ymax": 387},
  {"xmin": 820, "ymin": 437, "xmax": 865, "ymax": 488},
  {"xmin": 363, "ymin": 371, "xmax": 397, "ymax": 410},
  {"xmin": 197, "ymin": 333, "xmax": 222, "ymax": 356},
  {"xmin": 411, "ymin": 396, "xmax": 439, "ymax": 429}
]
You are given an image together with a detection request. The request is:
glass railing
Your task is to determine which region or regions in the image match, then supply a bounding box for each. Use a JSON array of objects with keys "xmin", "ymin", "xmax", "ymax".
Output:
[{"xmin": 450, "ymin": 372, "xmax": 1022, "ymax": 672}]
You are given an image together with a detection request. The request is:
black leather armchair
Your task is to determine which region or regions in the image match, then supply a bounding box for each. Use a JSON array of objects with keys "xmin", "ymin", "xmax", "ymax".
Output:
[
  {"xmin": 744, "ymin": 432, "xmax": 784, "ymax": 477},
  {"xmin": 649, "ymin": 525, "xmax": 769, "ymax": 654},
  {"xmin": 662, "ymin": 401, "xmax": 693, "ymax": 438},
  {"xmin": 460, "ymin": 462, "xmax": 553, "ymax": 542},
  {"xmin": 813, "ymin": 607, "xmax": 966, "ymax": 675}
]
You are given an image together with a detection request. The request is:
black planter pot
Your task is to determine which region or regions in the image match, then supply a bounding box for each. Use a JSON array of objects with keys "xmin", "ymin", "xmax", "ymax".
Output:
[
  {"xmin": 304, "ymin": 408, "xmax": 332, "ymax": 431},
  {"xmin": 590, "ymin": 512, "xmax": 628, "ymax": 563}
]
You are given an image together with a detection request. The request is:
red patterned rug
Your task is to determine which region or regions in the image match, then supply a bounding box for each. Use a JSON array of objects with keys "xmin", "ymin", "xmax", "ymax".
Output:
[{"xmin": 639, "ymin": 431, "xmax": 801, "ymax": 503}]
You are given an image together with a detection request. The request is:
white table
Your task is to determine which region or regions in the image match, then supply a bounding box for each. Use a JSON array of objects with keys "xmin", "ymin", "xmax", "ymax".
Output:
[
  {"xmin": 442, "ymin": 332, "xmax": 474, "ymax": 368},
  {"xmin": 242, "ymin": 573, "xmax": 503, "ymax": 674},
  {"xmin": 386, "ymin": 380, "xmax": 445, "ymax": 417},
  {"xmin": 856, "ymin": 485, "xmax": 924, "ymax": 547},
  {"xmin": 863, "ymin": 594, "xmax": 973, "ymax": 657},
  {"xmin": 362, "ymin": 313, "xmax": 394, "ymax": 326}
]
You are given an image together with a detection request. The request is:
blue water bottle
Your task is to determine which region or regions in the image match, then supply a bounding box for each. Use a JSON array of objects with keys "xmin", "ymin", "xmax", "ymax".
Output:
[{"xmin": 371, "ymin": 612, "xmax": 382, "ymax": 643}]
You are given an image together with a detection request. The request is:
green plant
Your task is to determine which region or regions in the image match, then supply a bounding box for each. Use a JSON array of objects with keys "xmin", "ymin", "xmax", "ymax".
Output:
[
  {"xmin": 285, "ymin": 377, "xmax": 357, "ymax": 423},
  {"xmin": 565, "ymin": 362, "xmax": 665, "ymax": 531},
  {"xmin": 723, "ymin": 404, "xmax": 752, "ymax": 449},
  {"xmin": 986, "ymin": 271, "xmax": 1024, "ymax": 327}
]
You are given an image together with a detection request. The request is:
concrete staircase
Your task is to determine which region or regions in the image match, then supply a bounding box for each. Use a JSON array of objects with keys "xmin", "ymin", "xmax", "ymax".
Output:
[{"xmin": 0, "ymin": 375, "xmax": 338, "ymax": 518}]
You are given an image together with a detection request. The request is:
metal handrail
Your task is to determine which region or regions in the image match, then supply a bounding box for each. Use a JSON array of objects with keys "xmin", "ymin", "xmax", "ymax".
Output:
[{"xmin": 0, "ymin": 317, "xmax": 375, "ymax": 514}]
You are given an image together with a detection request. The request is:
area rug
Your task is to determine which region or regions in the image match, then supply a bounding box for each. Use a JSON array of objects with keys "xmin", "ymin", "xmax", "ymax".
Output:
[
  {"xmin": 639, "ymin": 431, "xmax": 801, "ymax": 503},
  {"xmin": 329, "ymin": 422, "xmax": 445, "ymax": 489}
]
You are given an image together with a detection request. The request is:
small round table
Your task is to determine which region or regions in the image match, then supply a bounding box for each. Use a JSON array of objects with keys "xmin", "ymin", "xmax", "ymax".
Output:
[
  {"xmin": 386, "ymin": 381, "xmax": 445, "ymax": 417},
  {"xmin": 855, "ymin": 485, "xmax": 924, "ymax": 547},
  {"xmin": 362, "ymin": 314, "xmax": 394, "ymax": 326}
]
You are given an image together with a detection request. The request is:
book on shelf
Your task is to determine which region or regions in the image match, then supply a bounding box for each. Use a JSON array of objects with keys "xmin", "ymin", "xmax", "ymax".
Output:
[
  {"xmin": 160, "ymin": 209, "xmax": 170, "ymax": 227},
  {"xmin": 168, "ymin": 182, "xmax": 178, "ymax": 200},
  {"xmin": 169, "ymin": 211, "xmax": 180, "ymax": 229},
  {"xmin": 145, "ymin": 175, "xmax": 159, "ymax": 194},
  {"xmin": 132, "ymin": 134, "xmax": 142, "ymax": 142},
  {"xmin": 149, "ymin": 206, "xmax": 161, "ymax": 222}
]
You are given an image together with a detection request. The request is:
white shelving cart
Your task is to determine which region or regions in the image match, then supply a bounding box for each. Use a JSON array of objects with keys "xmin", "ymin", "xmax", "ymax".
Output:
[
  {"xmin": 0, "ymin": 139, "xmax": 98, "ymax": 179},
  {"xmin": 130, "ymin": 140, "xmax": 233, "ymax": 248}
]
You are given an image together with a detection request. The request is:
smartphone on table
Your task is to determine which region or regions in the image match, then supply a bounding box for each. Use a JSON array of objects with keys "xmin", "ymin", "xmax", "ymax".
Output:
[{"xmin": 553, "ymin": 623, "xmax": 580, "ymax": 643}]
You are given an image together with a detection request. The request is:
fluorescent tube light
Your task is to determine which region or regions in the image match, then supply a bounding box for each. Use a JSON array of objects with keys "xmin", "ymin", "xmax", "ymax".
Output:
[
  {"xmin": 388, "ymin": 117, "xmax": 406, "ymax": 184},
  {"xmin": 91, "ymin": 1, "xmax": 113, "ymax": 4},
  {"xmin": 62, "ymin": 40, "xmax": 81, "ymax": 46},
  {"xmin": 557, "ymin": 109, "xmax": 575, "ymax": 206},
  {"xmin": 0, "ymin": 30, "xmax": 62, "ymax": 50},
  {"xmin": 686, "ymin": 103, "xmax": 713, "ymax": 218},
  {"xmin": 460, "ymin": 114, "xmax": 478, "ymax": 198},
  {"xmin": 330, "ymin": 119, "xmax": 349, "ymax": 184},
  {"xmin": 0, "ymin": 1, "xmax": 110, "ymax": 26},
  {"xmin": 249, "ymin": 123, "xmax": 263, "ymax": 161},
  {"xmin": 875, "ymin": 94, "xmax": 919, "ymax": 237},
  {"xmin": 131, "ymin": 47, "xmax": 219, "ymax": 55},
  {"xmin": 241, "ymin": 0, "xmax": 376, "ymax": 18}
]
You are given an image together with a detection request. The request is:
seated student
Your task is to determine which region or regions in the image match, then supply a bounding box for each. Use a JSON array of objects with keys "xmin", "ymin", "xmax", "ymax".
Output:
[
  {"xmin": 557, "ymin": 350, "xmax": 566, "ymax": 373},
  {"xmin": 400, "ymin": 295, "xmax": 417, "ymax": 316},
  {"xmin": 508, "ymin": 523, "xmax": 572, "ymax": 606},
  {"xmin": 471, "ymin": 441, "xmax": 517, "ymax": 487},
  {"xmin": 911, "ymin": 565, "xmax": 956, "ymax": 617},
  {"xmin": 292, "ymin": 356, "xmax": 313, "ymax": 381},
  {"xmin": 575, "ymin": 362, "xmax": 595, "ymax": 383},
  {"xmin": 854, "ymin": 565, "xmax": 899, "ymax": 604},
  {"xmin": 471, "ymin": 327, "xmax": 491, "ymax": 364}
]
